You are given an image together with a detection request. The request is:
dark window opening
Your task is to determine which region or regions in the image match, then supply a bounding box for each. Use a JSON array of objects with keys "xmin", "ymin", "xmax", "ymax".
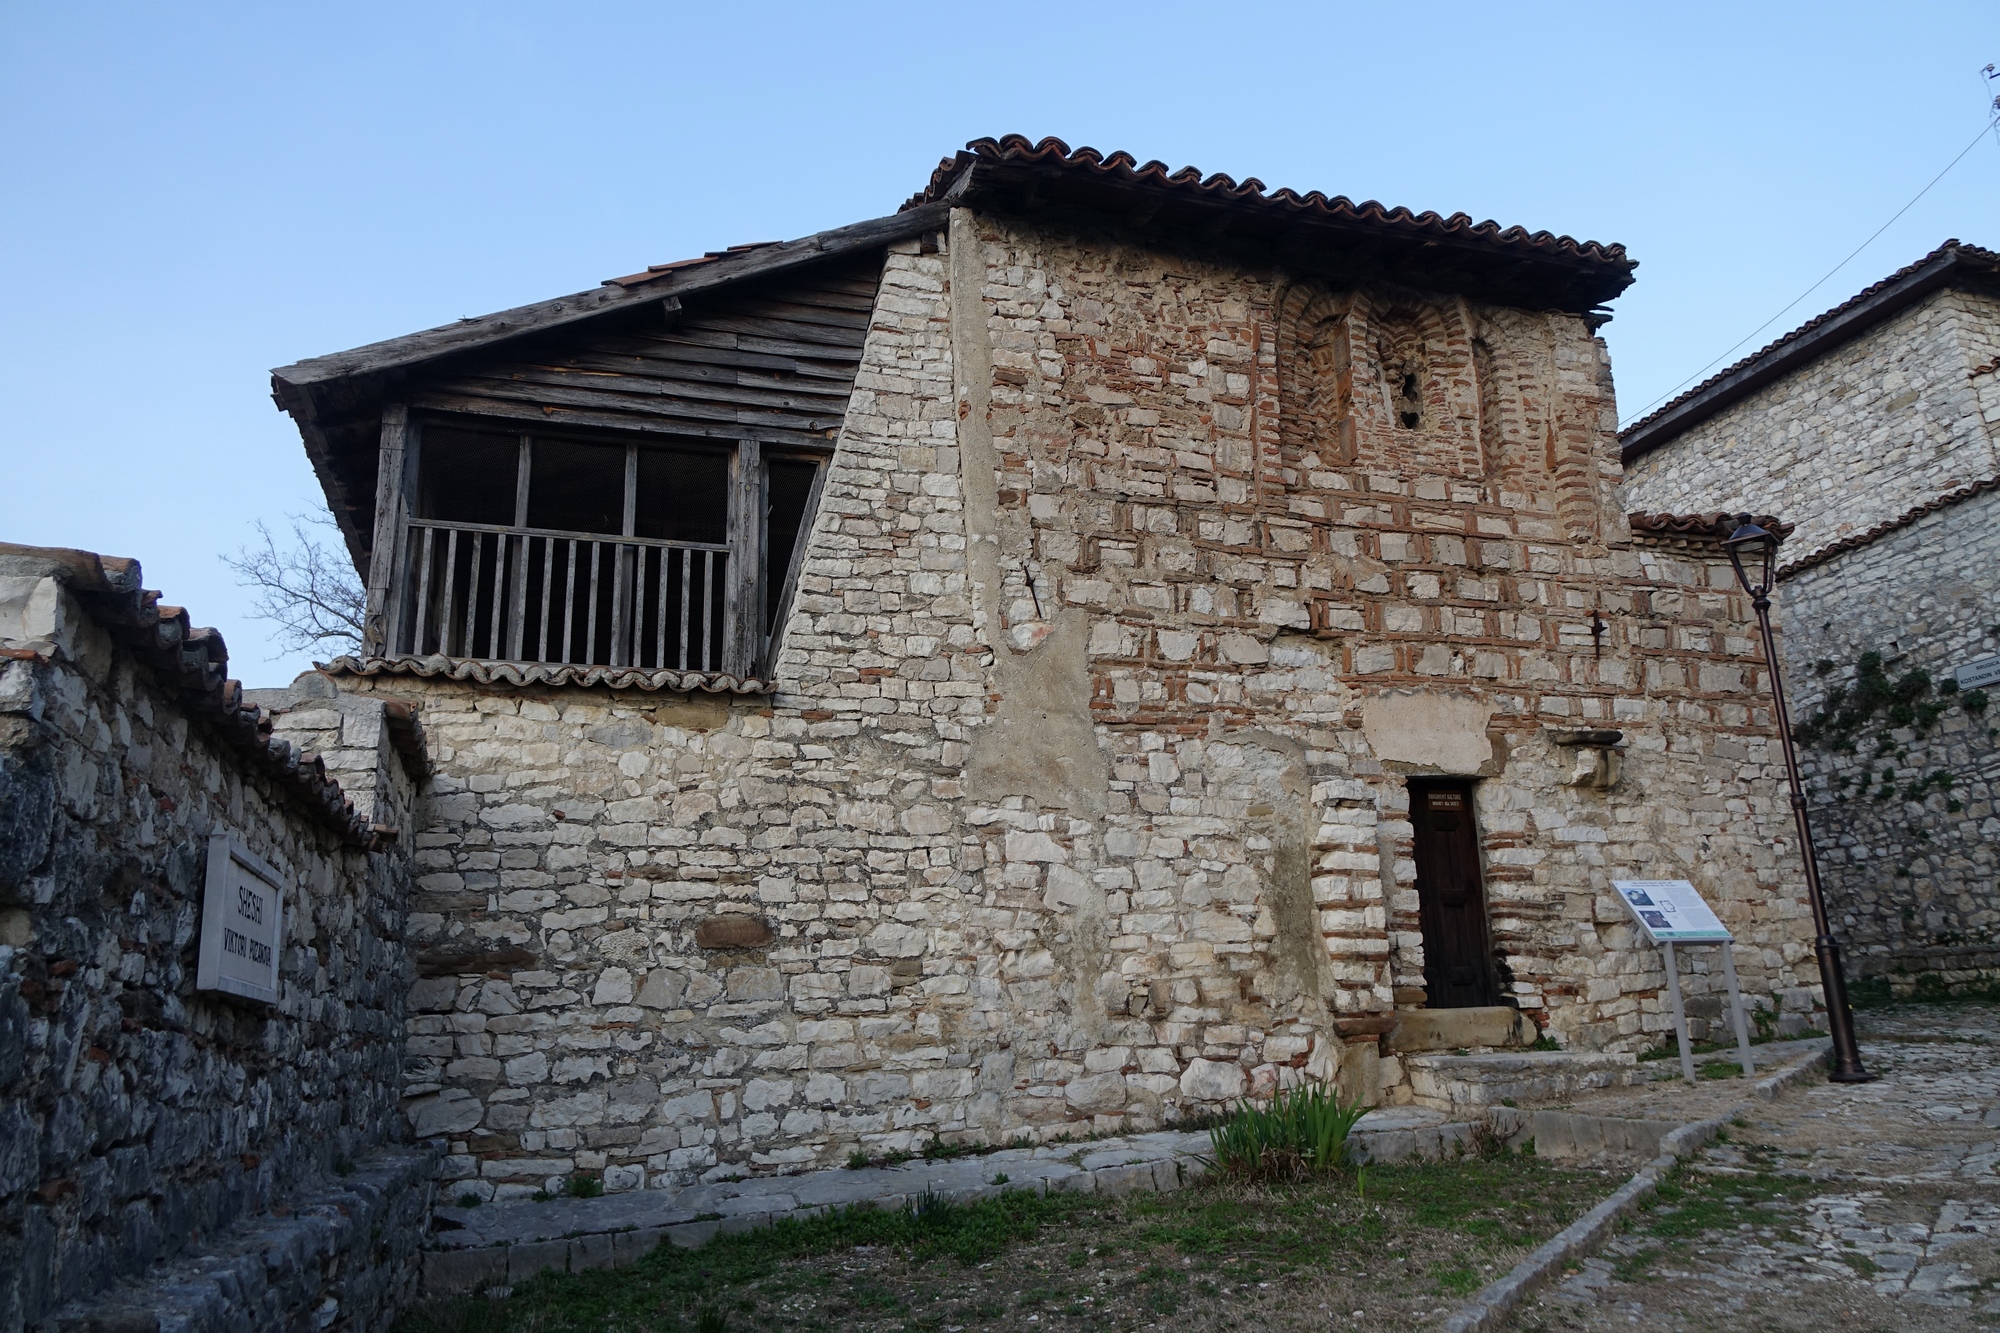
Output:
[
  {"xmin": 636, "ymin": 447, "xmax": 729, "ymax": 545},
  {"xmin": 764, "ymin": 459, "xmax": 818, "ymax": 635},
  {"xmin": 1394, "ymin": 371, "xmax": 1423, "ymax": 430},
  {"xmin": 419, "ymin": 426, "xmax": 518, "ymax": 526},
  {"xmin": 527, "ymin": 437, "xmax": 626, "ymax": 535}
]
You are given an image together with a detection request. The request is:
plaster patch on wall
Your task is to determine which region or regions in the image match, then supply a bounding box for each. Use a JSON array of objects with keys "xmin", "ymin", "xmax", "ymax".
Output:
[
  {"xmin": 964, "ymin": 607, "xmax": 1109, "ymax": 818},
  {"xmin": 1359, "ymin": 692, "xmax": 1495, "ymax": 773}
]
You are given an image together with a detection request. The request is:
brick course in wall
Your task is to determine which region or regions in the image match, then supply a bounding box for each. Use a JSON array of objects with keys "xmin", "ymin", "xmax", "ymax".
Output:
[{"xmin": 339, "ymin": 214, "xmax": 1819, "ymax": 1202}]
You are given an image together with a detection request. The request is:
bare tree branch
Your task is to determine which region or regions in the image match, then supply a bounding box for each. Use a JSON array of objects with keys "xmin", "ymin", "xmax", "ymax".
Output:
[{"xmin": 223, "ymin": 513, "xmax": 367, "ymax": 659}]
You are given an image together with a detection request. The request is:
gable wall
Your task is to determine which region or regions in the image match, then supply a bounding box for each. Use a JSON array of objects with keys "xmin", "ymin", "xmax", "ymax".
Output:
[
  {"xmin": 1775, "ymin": 486, "xmax": 2000, "ymax": 993},
  {"xmin": 345, "ymin": 216, "xmax": 1817, "ymax": 1202}
]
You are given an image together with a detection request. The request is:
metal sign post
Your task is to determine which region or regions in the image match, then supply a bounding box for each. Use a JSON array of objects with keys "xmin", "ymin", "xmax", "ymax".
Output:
[{"xmin": 1615, "ymin": 880, "xmax": 1755, "ymax": 1082}]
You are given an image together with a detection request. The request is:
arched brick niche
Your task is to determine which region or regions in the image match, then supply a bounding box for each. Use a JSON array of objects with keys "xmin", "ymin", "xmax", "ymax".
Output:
[{"xmin": 1280, "ymin": 285, "xmax": 1484, "ymax": 482}]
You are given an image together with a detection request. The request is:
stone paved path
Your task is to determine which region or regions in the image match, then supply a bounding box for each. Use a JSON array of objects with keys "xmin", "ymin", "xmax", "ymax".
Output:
[{"xmin": 1517, "ymin": 1002, "xmax": 2000, "ymax": 1332}]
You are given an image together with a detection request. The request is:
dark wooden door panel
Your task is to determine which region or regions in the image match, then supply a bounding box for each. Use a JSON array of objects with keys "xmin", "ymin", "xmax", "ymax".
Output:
[{"xmin": 1411, "ymin": 782, "xmax": 1498, "ymax": 1009}]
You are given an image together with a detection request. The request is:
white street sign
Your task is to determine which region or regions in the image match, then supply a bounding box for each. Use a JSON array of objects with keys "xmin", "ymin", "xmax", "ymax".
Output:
[
  {"xmin": 197, "ymin": 833, "xmax": 287, "ymax": 1005},
  {"xmin": 1955, "ymin": 654, "xmax": 2000, "ymax": 691}
]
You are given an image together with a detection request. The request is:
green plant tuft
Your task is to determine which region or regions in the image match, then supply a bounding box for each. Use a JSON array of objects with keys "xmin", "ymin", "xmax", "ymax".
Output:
[
  {"xmin": 1206, "ymin": 1079, "xmax": 1367, "ymax": 1180},
  {"xmin": 565, "ymin": 1173, "xmax": 604, "ymax": 1199}
]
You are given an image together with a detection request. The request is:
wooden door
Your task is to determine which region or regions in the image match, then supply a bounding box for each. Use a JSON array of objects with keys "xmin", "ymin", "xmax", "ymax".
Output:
[{"xmin": 1410, "ymin": 782, "xmax": 1499, "ymax": 1009}]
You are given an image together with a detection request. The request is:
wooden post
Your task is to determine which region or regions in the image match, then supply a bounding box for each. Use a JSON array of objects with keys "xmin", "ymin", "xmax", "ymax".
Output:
[
  {"xmin": 363, "ymin": 404, "xmax": 417, "ymax": 656},
  {"xmin": 507, "ymin": 437, "xmax": 532, "ymax": 661},
  {"xmin": 608, "ymin": 446, "xmax": 637, "ymax": 668},
  {"xmin": 724, "ymin": 439, "xmax": 762, "ymax": 676}
]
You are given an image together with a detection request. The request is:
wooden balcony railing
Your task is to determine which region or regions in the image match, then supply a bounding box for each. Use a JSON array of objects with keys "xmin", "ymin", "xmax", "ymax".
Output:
[{"xmin": 389, "ymin": 519, "xmax": 730, "ymax": 672}]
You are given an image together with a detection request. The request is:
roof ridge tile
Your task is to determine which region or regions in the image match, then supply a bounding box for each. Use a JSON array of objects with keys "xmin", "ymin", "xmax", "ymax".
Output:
[{"xmin": 905, "ymin": 135, "xmax": 1631, "ymax": 271}]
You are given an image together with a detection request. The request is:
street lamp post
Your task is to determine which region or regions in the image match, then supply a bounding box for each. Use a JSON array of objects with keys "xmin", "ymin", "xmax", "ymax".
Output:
[{"xmin": 1723, "ymin": 515, "xmax": 1874, "ymax": 1083}]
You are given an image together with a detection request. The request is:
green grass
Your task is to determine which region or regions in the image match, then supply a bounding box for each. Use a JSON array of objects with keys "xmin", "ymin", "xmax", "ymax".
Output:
[
  {"xmin": 398, "ymin": 1155, "xmax": 1610, "ymax": 1332},
  {"xmin": 1852, "ymin": 974, "xmax": 2000, "ymax": 1008},
  {"xmin": 1637, "ymin": 1029, "xmax": 1823, "ymax": 1063}
]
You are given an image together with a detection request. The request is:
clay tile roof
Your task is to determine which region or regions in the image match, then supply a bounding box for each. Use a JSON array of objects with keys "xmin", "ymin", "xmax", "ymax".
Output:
[
  {"xmin": 906, "ymin": 135, "xmax": 1634, "ymax": 283},
  {"xmin": 1626, "ymin": 512, "xmax": 1794, "ymax": 546},
  {"xmin": 1620, "ymin": 240, "xmax": 2000, "ymax": 460},
  {"xmin": 319, "ymin": 654, "xmax": 774, "ymax": 695},
  {"xmin": 0, "ymin": 543, "xmax": 384, "ymax": 846},
  {"xmin": 1775, "ymin": 474, "xmax": 2000, "ymax": 579},
  {"xmin": 605, "ymin": 241, "xmax": 785, "ymax": 288}
]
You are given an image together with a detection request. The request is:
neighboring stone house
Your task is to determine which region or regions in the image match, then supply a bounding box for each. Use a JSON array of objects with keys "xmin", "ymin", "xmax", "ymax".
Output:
[
  {"xmin": 1622, "ymin": 240, "xmax": 2000, "ymax": 995},
  {"xmin": 270, "ymin": 135, "xmax": 1822, "ymax": 1201}
]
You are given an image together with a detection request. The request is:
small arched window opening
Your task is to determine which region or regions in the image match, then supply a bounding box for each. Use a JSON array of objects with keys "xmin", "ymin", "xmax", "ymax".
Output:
[
  {"xmin": 1376, "ymin": 313, "xmax": 1429, "ymax": 431},
  {"xmin": 1393, "ymin": 370, "xmax": 1423, "ymax": 429}
]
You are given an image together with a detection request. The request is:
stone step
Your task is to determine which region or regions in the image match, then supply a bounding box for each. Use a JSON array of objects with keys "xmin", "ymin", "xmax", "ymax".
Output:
[
  {"xmin": 39, "ymin": 1148, "xmax": 437, "ymax": 1333},
  {"xmin": 1405, "ymin": 1052, "xmax": 1644, "ymax": 1114},
  {"xmin": 424, "ymin": 1111, "xmax": 1482, "ymax": 1295},
  {"xmin": 1386, "ymin": 1005, "xmax": 1539, "ymax": 1053}
]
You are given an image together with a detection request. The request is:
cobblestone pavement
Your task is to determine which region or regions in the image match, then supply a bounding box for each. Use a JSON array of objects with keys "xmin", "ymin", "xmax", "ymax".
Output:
[{"xmin": 1518, "ymin": 1003, "xmax": 2000, "ymax": 1332}]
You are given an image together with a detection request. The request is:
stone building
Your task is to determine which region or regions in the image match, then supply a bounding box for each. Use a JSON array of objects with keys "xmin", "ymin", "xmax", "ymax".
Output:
[
  {"xmin": 269, "ymin": 136, "xmax": 1822, "ymax": 1201},
  {"xmin": 1622, "ymin": 240, "xmax": 2000, "ymax": 994}
]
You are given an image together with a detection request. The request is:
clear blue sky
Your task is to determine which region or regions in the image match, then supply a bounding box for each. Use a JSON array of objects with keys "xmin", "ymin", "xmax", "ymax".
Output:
[{"xmin": 3, "ymin": 2, "xmax": 1996, "ymax": 685}]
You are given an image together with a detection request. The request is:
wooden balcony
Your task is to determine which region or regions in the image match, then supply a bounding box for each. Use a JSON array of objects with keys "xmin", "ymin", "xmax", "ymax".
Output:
[{"xmin": 389, "ymin": 519, "xmax": 730, "ymax": 673}]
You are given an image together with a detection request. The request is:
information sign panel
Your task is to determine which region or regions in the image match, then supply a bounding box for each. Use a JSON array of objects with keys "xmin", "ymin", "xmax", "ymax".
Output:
[
  {"xmin": 197, "ymin": 833, "xmax": 286, "ymax": 1004},
  {"xmin": 1612, "ymin": 879, "xmax": 1733, "ymax": 944}
]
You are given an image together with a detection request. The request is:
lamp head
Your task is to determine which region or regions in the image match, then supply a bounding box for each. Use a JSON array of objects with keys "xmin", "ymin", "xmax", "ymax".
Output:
[{"xmin": 1723, "ymin": 513, "xmax": 1779, "ymax": 599}]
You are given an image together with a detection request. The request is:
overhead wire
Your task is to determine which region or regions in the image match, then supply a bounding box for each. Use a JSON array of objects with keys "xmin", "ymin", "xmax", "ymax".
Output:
[{"xmin": 1622, "ymin": 107, "xmax": 2000, "ymax": 427}]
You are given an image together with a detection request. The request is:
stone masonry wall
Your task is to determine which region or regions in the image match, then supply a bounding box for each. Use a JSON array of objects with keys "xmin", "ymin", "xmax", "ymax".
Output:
[
  {"xmin": 1623, "ymin": 286, "xmax": 2000, "ymax": 555},
  {"xmin": 0, "ymin": 554, "xmax": 426, "ymax": 1332},
  {"xmin": 358, "ymin": 213, "xmax": 1817, "ymax": 1205},
  {"xmin": 1778, "ymin": 485, "xmax": 2000, "ymax": 987}
]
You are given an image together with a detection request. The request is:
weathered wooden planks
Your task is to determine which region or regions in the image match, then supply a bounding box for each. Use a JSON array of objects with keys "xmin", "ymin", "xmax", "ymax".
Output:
[
  {"xmin": 405, "ymin": 253, "xmax": 885, "ymax": 450},
  {"xmin": 271, "ymin": 202, "xmax": 945, "ymax": 391}
]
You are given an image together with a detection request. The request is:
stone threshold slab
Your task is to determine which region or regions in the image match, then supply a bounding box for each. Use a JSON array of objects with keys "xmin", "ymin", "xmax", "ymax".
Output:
[{"xmin": 425, "ymin": 1107, "xmax": 1473, "ymax": 1294}]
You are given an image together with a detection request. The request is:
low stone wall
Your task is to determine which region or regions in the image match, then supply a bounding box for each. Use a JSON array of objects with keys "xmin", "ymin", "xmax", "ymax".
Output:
[
  {"xmin": 0, "ymin": 546, "xmax": 428, "ymax": 1332},
  {"xmin": 43, "ymin": 1147, "xmax": 435, "ymax": 1333}
]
